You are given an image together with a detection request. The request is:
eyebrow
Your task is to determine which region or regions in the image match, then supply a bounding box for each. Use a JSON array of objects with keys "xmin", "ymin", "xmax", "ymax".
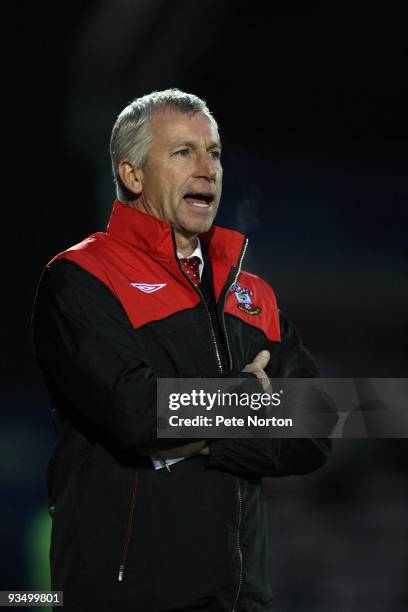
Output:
[{"xmin": 173, "ymin": 140, "xmax": 222, "ymax": 151}]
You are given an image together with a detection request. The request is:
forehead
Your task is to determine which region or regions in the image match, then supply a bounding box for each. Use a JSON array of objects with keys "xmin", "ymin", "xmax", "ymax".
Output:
[{"xmin": 149, "ymin": 109, "xmax": 220, "ymax": 148}]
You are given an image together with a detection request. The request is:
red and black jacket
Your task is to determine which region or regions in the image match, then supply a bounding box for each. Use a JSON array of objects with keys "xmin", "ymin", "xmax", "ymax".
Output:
[{"xmin": 32, "ymin": 201, "xmax": 335, "ymax": 612}]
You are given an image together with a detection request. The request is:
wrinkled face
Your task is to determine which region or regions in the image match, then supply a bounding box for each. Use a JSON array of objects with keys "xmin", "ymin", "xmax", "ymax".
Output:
[{"xmin": 138, "ymin": 109, "xmax": 222, "ymax": 237}]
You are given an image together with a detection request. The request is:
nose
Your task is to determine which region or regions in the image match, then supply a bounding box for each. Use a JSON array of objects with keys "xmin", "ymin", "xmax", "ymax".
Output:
[{"xmin": 194, "ymin": 152, "xmax": 218, "ymax": 182}]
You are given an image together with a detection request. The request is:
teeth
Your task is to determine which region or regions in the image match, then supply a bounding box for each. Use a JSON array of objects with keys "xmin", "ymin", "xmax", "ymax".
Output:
[{"xmin": 191, "ymin": 201, "xmax": 210, "ymax": 207}]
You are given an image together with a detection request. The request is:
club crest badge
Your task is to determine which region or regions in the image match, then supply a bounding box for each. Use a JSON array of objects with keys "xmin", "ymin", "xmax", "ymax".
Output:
[{"xmin": 231, "ymin": 283, "xmax": 262, "ymax": 315}]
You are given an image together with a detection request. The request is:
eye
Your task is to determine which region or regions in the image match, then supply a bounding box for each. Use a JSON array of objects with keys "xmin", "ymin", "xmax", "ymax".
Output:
[
  {"xmin": 175, "ymin": 148, "xmax": 190, "ymax": 157},
  {"xmin": 209, "ymin": 150, "xmax": 221, "ymax": 160}
]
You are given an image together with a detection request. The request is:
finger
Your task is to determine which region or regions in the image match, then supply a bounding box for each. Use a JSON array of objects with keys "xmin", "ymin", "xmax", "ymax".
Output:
[
  {"xmin": 252, "ymin": 349, "xmax": 270, "ymax": 371},
  {"xmin": 242, "ymin": 363, "xmax": 259, "ymax": 374},
  {"xmin": 255, "ymin": 371, "xmax": 271, "ymax": 392},
  {"xmin": 241, "ymin": 364, "xmax": 272, "ymax": 393},
  {"xmin": 242, "ymin": 350, "xmax": 270, "ymax": 373},
  {"xmin": 262, "ymin": 376, "xmax": 273, "ymax": 396}
]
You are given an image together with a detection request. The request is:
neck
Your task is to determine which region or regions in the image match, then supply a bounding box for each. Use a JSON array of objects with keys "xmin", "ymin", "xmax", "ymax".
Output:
[{"xmin": 175, "ymin": 230, "xmax": 198, "ymax": 257}]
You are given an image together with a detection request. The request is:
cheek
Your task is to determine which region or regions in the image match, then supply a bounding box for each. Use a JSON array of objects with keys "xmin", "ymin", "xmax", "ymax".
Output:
[
  {"xmin": 167, "ymin": 172, "xmax": 189, "ymax": 201},
  {"xmin": 151, "ymin": 176, "xmax": 174, "ymax": 206},
  {"xmin": 162, "ymin": 168, "xmax": 182, "ymax": 192}
]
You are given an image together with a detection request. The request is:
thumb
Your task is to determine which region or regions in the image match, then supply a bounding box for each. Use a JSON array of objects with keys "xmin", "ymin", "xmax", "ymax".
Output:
[{"xmin": 253, "ymin": 349, "xmax": 270, "ymax": 370}]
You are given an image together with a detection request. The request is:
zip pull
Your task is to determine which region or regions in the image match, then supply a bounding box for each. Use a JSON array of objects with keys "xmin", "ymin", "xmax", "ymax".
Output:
[{"xmin": 118, "ymin": 564, "xmax": 125, "ymax": 582}]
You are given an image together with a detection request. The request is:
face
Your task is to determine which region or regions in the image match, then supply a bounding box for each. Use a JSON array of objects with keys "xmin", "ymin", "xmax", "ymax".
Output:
[{"xmin": 127, "ymin": 109, "xmax": 223, "ymax": 238}]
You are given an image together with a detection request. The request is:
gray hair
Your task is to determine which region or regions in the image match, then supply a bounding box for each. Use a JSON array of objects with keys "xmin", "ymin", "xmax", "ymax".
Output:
[{"xmin": 110, "ymin": 88, "xmax": 218, "ymax": 202}]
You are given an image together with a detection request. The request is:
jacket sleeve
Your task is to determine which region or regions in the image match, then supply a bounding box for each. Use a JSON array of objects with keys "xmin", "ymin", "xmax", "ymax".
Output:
[
  {"xmin": 32, "ymin": 259, "xmax": 191, "ymax": 453},
  {"xmin": 205, "ymin": 311, "xmax": 338, "ymax": 479}
]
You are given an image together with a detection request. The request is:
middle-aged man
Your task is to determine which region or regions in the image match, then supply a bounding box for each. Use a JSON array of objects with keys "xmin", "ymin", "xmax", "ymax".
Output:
[{"xmin": 32, "ymin": 89, "xmax": 336, "ymax": 612}]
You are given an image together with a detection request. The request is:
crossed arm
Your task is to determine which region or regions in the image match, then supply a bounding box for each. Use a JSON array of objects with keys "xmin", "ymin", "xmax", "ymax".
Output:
[{"xmin": 32, "ymin": 260, "xmax": 337, "ymax": 479}]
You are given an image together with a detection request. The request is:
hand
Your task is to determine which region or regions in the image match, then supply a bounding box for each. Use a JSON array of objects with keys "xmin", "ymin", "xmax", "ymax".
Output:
[
  {"xmin": 157, "ymin": 439, "xmax": 208, "ymax": 460},
  {"xmin": 137, "ymin": 440, "xmax": 208, "ymax": 460},
  {"xmin": 242, "ymin": 349, "xmax": 271, "ymax": 392}
]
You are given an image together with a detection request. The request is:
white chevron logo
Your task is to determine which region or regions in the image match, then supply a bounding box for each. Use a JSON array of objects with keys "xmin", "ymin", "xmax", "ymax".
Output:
[{"xmin": 130, "ymin": 282, "xmax": 167, "ymax": 294}]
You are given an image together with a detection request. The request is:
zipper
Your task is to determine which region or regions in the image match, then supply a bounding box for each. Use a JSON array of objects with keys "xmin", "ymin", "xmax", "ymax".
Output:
[
  {"xmin": 118, "ymin": 471, "xmax": 139, "ymax": 582},
  {"xmin": 172, "ymin": 229, "xmax": 224, "ymax": 375},
  {"xmin": 232, "ymin": 477, "xmax": 244, "ymax": 612},
  {"xmin": 220, "ymin": 238, "xmax": 249, "ymax": 371},
  {"xmin": 199, "ymin": 290, "xmax": 224, "ymax": 375}
]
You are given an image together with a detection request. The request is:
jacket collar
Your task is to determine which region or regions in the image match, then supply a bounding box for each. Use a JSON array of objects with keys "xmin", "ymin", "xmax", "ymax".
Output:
[{"xmin": 106, "ymin": 200, "xmax": 246, "ymax": 269}]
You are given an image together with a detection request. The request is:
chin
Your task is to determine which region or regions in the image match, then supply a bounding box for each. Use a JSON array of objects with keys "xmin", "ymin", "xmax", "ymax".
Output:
[
  {"xmin": 179, "ymin": 215, "xmax": 216, "ymax": 237},
  {"xmin": 188, "ymin": 221, "xmax": 214, "ymax": 236}
]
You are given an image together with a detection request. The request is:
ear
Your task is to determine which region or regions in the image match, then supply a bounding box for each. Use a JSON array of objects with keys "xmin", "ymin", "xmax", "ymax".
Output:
[{"xmin": 118, "ymin": 160, "xmax": 144, "ymax": 196}]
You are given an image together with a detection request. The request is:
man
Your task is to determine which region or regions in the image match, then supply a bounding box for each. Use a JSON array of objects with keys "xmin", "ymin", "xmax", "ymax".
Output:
[{"xmin": 32, "ymin": 89, "xmax": 335, "ymax": 611}]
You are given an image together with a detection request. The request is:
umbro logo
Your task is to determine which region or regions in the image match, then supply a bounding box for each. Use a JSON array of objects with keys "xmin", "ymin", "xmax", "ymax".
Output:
[{"xmin": 130, "ymin": 282, "xmax": 167, "ymax": 294}]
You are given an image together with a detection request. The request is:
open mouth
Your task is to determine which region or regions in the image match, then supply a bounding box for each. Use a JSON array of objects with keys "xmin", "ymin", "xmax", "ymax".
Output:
[{"xmin": 183, "ymin": 193, "xmax": 214, "ymax": 208}]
